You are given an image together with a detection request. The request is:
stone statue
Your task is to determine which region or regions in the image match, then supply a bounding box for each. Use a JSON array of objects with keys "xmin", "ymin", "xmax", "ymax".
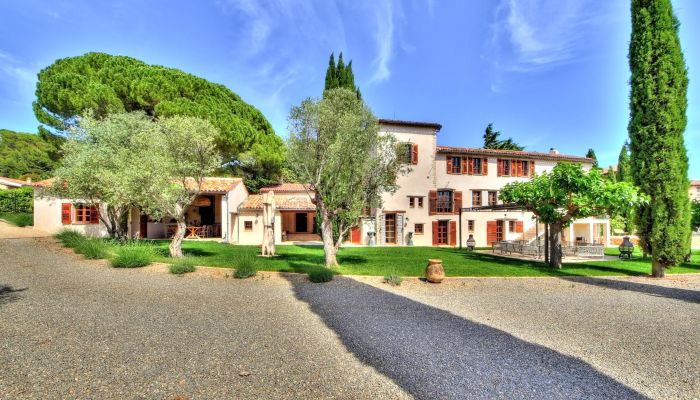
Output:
[{"xmin": 261, "ymin": 191, "xmax": 276, "ymax": 256}]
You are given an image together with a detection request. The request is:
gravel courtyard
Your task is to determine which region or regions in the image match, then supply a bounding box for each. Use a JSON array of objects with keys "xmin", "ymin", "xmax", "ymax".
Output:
[{"xmin": 1, "ymin": 224, "xmax": 699, "ymax": 399}]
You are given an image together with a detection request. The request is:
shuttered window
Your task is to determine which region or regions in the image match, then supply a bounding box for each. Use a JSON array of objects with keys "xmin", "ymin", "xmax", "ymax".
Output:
[{"xmin": 436, "ymin": 190, "xmax": 453, "ymax": 213}]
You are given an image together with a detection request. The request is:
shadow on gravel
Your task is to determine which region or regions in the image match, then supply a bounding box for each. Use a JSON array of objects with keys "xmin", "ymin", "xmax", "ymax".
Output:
[
  {"xmin": 0, "ymin": 284, "xmax": 27, "ymax": 305},
  {"xmin": 558, "ymin": 276, "xmax": 700, "ymax": 304},
  {"xmin": 285, "ymin": 275, "xmax": 647, "ymax": 400}
]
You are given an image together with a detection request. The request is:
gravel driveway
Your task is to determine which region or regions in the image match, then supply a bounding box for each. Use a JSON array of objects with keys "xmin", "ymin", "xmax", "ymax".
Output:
[{"xmin": 1, "ymin": 222, "xmax": 699, "ymax": 399}]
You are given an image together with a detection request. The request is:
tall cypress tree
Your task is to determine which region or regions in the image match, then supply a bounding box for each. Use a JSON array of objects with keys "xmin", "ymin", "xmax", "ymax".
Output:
[
  {"xmin": 585, "ymin": 148, "xmax": 599, "ymax": 168},
  {"xmin": 616, "ymin": 142, "xmax": 632, "ymax": 183},
  {"xmin": 628, "ymin": 0, "xmax": 690, "ymax": 277},
  {"xmin": 323, "ymin": 52, "xmax": 361, "ymax": 99}
]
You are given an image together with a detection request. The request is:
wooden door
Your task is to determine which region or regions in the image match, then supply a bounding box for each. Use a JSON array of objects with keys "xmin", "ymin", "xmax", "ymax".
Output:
[
  {"xmin": 496, "ymin": 220, "xmax": 504, "ymax": 242},
  {"xmin": 351, "ymin": 226, "xmax": 361, "ymax": 244},
  {"xmin": 385, "ymin": 213, "xmax": 396, "ymax": 244},
  {"xmin": 295, "ymin": 212, "xmax": 308, "ymax": 233},
  {"xmin": 487, "ymin": 221, "xmax": 497, "ymax": 245},
  {"xmin": 437, "ymin": 220, "xmax": 448, "ymax": 245}
]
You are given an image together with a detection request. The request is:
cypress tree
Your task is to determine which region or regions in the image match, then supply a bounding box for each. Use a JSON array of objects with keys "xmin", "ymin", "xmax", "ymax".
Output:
[
  {"xmin": 324, "ymin": 53, "xmax": 338, "ymax": 91},
  {"xmin": 616, "ymin": 142, "xmax": 632, "ymax": 183},
  {"xmin": 585, "ymin": 148, "xmax": 599, "ymax": 168},
  {"xmin": 323, "ymin": 52, "xmax": 362, "ymax": 99},
  {"xmin": 628, "ymin": 0, "xmax": 690, "ymax": 277}
]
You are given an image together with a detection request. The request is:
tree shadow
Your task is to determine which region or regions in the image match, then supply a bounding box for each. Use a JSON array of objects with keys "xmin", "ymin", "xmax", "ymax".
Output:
[
  {"xmin": 285, "ymin": 275, "xmax": 646, "ymax": 399},
  {"xmin": 558, "ymin": 276, "xmax": 700, "ymax": 304},
  {"xmin": 0, "ymin": 284, "xmax": 27, "ymax": 305}
]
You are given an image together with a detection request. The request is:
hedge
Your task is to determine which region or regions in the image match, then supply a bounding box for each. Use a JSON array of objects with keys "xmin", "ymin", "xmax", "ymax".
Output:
[{"xmin": 0, "ymin": 187, "xmax": 33, "ymax": 214}]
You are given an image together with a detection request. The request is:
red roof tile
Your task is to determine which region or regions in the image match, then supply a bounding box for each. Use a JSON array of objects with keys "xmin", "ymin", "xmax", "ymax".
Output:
[
  {"xmin": 186, "ymin": 177, "xmax": 242, "ymax": 193},
  {"xmin": 436, "ymin": 145, "xmax": 593, "ymax": 163},
  {"xmin": 259, "ymin": 183, "xmax": 312, "ymax": 193},
  {"xmin": 240, "ymin": 194, "xmax": 315, "ymax": 211}
]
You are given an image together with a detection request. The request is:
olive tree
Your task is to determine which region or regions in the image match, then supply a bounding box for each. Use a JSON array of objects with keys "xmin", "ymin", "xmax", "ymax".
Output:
[
  {"xmin": 50, "ymin": 112, "xmax": 158, "ymax": 239},
  {"xmin": 135, "ymin": 115, "xmax": 221, "ymax": 258},
  {"xmin": 501, "ymin": 163, "xmax": 646, "ymax": 268},
  {"xmin": 287, "ymin": 88, "xmax": 402, "ymax": 267}
]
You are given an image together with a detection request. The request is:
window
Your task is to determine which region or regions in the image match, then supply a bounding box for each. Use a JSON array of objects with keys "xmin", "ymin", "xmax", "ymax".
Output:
[
  {"xmin": 488, "ymin": 191, "xmax": 498, "ymax": 206},
  {"xmin": 451, "ymin": 157, "xmax": 461, "ymax": 174},
  {"xmin": 467, "ymin": 220, "xmax": 475, "ymax": 232},
  {"xmin": 244, "ymin": 221, "xmax": 253, "ymax": 231},
  {"xmin": 437, "ymin": 190, "xmax": 454, "ymax": 213},
  {"xmin": 409, "ymin": 197, "xmax": 415, "ymax": 208},
  {"xmin": 398, "ymin": 143, "xmax": 417, "ymax": 164},
  {"xmin": 509, "ymin": 220, "xmax": 515, "ymax": 232},
  {"xmin": 471, "ymin": 191, "xmax": 482, "ymax": 207},
  {"xmin": 503, "ymin": 159, "xmax": 511, "ymax": 176},
  {"xmin": 418, "ymin": 197, "xmax": 424, "ymax": 208},
  {"xmin": 521, "ymin": 160, "xmax": 530, "ymax": 177},
  {"xmin": 414, "ymin": 223, "xmax": 424, "ymax": 235},
  {"xmin": 473, "ymin": 158, "xmax": 482, "ymax": 175},
  {"xmin": 74, "ymin": 204, "xmax": 98, "ymax": 224}
]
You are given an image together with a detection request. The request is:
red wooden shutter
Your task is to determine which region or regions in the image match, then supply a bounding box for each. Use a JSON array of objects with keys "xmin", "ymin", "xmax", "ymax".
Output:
[
  {"xmin": 449, "ymin": 221, "xmax": 457, "ymax": 246},
  {"xmin": 530, "ymin": 160, "xmax": 535, "ymax": 176},
  {"xmin": 482, "ymin": 158, "xmax": 488, "ymax": 175},
  {"xmin": 467, "ymin": 157, "xmax": 474, "ymax": 175},
  {"xmin": 516, "ymin": 221, "xmax": 523, "ymax": 233},
  {"xmin": 428, "ymin": 190, "xmax": 437, "ymax": 215},
  {"xmin": 61, "ymin": 203, "xmax": 72, "ymax": 225},
  {"xmin": 461, "ymin": 157, "xmax": 468, "ymax": 174},
  {"xmin": 487, "ymin": 221, "xmax": 498, "ymax": 245},
  {"xmin": 432, "ymin": 221, "xmax": 439, "ymax": 245},
  {"xmin": 90, "ymin": 203, "xmax": 100, "ymax": 224},
  {"xmin": 446, "ymin": 157, "xmax": 453, "ymax": 174},
  {"xmin": 411, "ymin": 144, "xmax": 418, "ymax": 165},
  {"xmin": 453, "ymin": 191, "xmax": 462, "ymax": 214},
  {"xmin": 497, "ymin": 159, "xmax": 504, "ymax": 176}
]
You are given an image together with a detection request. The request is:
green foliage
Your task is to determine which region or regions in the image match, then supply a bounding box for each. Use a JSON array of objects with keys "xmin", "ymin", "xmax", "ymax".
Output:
[
  {"xmin": 75, "ymin": 238, "xmax": 109, "ymax": 259},
  {"xmin": 169, "ymin": 257, "xmax": 197, "ymax": 275},
  {"xmin": 628, "ymin": 0, "xmax": 690, "ymax": 271},
  {"xmin": 232, "ymin": 254, "xmax": 258, "ymax": 279},
  {"xmin": 483, "ymin": 123, "xmax": 524, "ymax": 151},
  {"xmin": 691, "ymin": 200, "xmax": 700, "ymax": 232},
  {"xmin": 33, "ymin": 52, "xmax": 284, "ymax": 178},
  {"xmin": 585, "ymin": 148, "xmax": 599, "ymax": 168},
  {"xmin": 383, "ymin": 274, "xmax": 402, "ymax": 286},
  {"xmin": 287, "ymin": 88, "xmax": 402, "ymax": 266},
  {"xmin": 616, "ymin": 142, "xmax": 632, "ymax": 183},
  {"xmin": 324, "ymin": 52, "xmax": 361, "ymax": 99},
  {"xmin": 55, "ymin": 229, "xmax": 85, "ymax": 248},
  {"xmin": 501, "ymin": 163, "xmax": 646, "ymax": 268},
  {"xmin": 308, "ymin": 267, "xmax": 334, "ymax": 283},
  {"xmin": 0, "ymin": 186, "xmax": 33, "ymax": 214},
  {"xmin": 0, "ymin": 129, "xmax": 57, "ymax": 180},
  {"xmin": 111, "ymin": 242, "xmax": 155, "ymax": 268},
  {"xmin": 0, "ymin": 213, "xmax": 33, "ymax": 227}
]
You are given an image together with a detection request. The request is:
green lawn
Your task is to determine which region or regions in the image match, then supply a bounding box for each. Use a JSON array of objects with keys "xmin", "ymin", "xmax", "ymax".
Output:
[
  {"xmin": 0, "ymin": 212, "xmax": 33, "ymax": 227},
  {"xmin": 142, "ymin": 240, "xmax": 700, "ymax": 277}
]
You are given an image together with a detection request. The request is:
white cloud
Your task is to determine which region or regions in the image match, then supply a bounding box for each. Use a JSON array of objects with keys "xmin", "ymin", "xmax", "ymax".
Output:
[
  {"xmin": 0, "ymin": 50, "xmax": 35, "ymax": 84},
  {"xmin": 491, "ymin": 0, "xmax": 597, "ymax": 72},
  {"xmin": 369, "ymin": 1, "xmax": 395, "ymax": 83}
]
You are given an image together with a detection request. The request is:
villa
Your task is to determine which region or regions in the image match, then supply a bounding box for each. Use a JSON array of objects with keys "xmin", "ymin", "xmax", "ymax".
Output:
[{"xmin": 32, "ymin": 119, "xmax": 611, "ymax": 248}]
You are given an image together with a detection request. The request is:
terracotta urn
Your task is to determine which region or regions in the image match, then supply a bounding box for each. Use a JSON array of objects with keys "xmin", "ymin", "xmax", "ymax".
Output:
[{"xmin": 425, "ymin": 259, "xmax": 445, "ymax": 283}]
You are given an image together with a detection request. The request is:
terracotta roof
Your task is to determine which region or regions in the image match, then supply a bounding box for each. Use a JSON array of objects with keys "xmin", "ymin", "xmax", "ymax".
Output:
[
  {"xmin": 259, "ymin": 183, "xmax": 312, "ymax": 193},
  {"xmin": 691, "ymin": 180, "xmax": 700, "ymax": 186},
  {"xmin": 32, "ymin": 177, "xmax": 242, "ymax": 193},
  {"xmin": 0, "ymin": 176, "xmax": 31, "ymax": 187},
  {"xmin": 186, "ymin": 177, "xmax": 242, "ymax": 193},
  {"xmin": 379, "ymin": 119, "xmax": 442, "ymax": 131},
  {"xmin": 240, "ymin": 194, "xmax": 315, "ymax": 211},
  {"xmin": 436, "ymin": 145, "xmax": 593, "ymax": 163}
]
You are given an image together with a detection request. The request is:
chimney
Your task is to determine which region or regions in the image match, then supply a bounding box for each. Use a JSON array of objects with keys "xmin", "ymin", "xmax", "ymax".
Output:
[{"xmin": 549, "ymin": 148, "xmax": 559, "ymax": 155}]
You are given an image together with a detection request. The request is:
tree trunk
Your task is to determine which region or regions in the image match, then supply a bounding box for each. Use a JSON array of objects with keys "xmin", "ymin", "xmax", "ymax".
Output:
[
  {"xmin": 169, "ymin": 204, "xmax": 186, "ymax": 258},
  {"xmin": 318, "ymin": 200, "xmax": 338, "ymax": 267},
  {"xmin": 548, "ymin": 221, "xmax": 563, "ymax": 269},
  {"xmin": 651, "ymin": 259, "xmax": 666, "ymax": 278}
]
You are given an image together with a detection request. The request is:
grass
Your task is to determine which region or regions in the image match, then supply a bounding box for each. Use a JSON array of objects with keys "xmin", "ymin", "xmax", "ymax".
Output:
[
  {"xmin": 75, "ymin": 237, "xmax": 110, "ymax": 259},
  {"xmin": 55, "ymin": 229, "xmax": 85, "ymax": 248},
  {"xmin": 1, "ymin": 212, "xmax": 33, "ymax": 227},
  {"xmin": 55, "ymin": 236, "xmax": 700, "ymax": 278},
  {"xmin": 308, "ymin": 267, "xmax": 334, "ymax": 283},
  {"xmin": 232, "ymin": 254, "xmax": 257, "ymax": 279},
  {"xmin": 383, "ymin": 274, "xmax": 403, "ymax": 286},
  {"xmin": 111, "ymin": 242, "xmax": 155, "ymax": 268},
  {"xmin": 169, "ymin": 257, "xmax": 197, "ymax": 275}
]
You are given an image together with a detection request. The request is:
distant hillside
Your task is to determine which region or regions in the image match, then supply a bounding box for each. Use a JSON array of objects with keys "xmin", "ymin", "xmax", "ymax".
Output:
[{"xmin": 0, "ymin": 129, "xmax": 57, "ymax": 179}]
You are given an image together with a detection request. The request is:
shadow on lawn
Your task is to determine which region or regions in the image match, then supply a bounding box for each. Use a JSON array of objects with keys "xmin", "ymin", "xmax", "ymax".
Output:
[
  {"xmin": 0, "ymin": 284, "xmax": 27, "ymax": 306},
  {"xmin": 558, "ymin": 276, "xmax": 700, "ymax": 304},
  {"xmin": 285, "ymin": 274, "xmax": 645, "ymax": 399}
]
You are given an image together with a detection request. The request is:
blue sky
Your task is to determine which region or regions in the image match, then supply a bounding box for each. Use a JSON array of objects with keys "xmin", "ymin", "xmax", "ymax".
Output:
[{"xmin": 1, "ymin": 0, "xmax": 698, "ymax": 176}]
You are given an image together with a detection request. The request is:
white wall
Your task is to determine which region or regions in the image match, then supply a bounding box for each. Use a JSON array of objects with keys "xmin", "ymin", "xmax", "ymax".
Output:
[{"xmin": 33, "ymin": 192, "xmax": 109, "ymax": 237}]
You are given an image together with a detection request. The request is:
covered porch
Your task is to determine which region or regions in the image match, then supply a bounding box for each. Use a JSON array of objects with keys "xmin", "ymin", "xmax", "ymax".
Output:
[
  {"xmin": 133, "ymin": 194, "xmax": 226, "ymax": 240},
  {"xmin": 563, "ymin": 217, "xmax": 611, "ymax": 247},
  {"xmin": 280, "ymin": 210, "xmax": 319, "ymax": 242}
]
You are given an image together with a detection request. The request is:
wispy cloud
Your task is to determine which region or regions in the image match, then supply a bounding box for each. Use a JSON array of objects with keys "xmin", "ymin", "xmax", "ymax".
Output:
[
  {"xmin": 0, "ymin": 50, "xmax": 35, "ymax": 84},
  {"xmin": 491, "ymin": 0, "xmax": 598, "ymax": 72},
  {"xmin": 369, "ymin": 1, "xmax": 395, "ymax": 84}
]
